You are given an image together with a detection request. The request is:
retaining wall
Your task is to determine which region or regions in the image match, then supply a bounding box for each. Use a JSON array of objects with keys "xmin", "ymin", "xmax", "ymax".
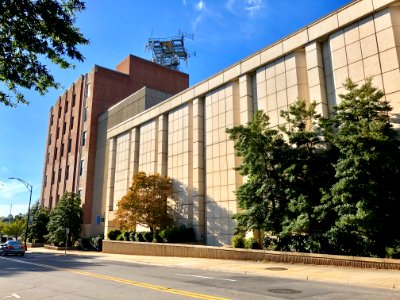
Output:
[{"xmin": 103, "ymin": 240, "xmax": 400, "ymax": 270}]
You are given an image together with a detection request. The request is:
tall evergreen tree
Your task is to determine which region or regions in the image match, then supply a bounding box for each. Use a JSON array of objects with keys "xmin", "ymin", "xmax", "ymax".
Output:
[
  {"xmin": 279, "ymin": 101, "xmax": 335, "ymax": 251},
  {"xmin": 27, "ymin": 201, "xmax": 50, "ymax": 243},
  {"xmin": 46, "ymin": 192, "xmax": 83, "ymax": 246},
  {"xmin": 227, "ymin": 111, "xmax": 291, "ymax": 234},
  {"xmin": 322, "ymin": 79, "xmax": 400, "ymax": 256}
]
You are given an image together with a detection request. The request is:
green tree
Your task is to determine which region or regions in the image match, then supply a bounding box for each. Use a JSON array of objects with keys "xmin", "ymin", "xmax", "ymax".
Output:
[
  {"xmin": 0, "ymin": 0, "xmax": 89, "ymax": 107},
  {"xmin": 278, "ymin": 101, "xmax": 336, "ymax": 251},
  {"xmin": 46, "ymin": 192, "xmax": 83, "ymax": 246},
  {"xmin": 4, "ymin": 219, "xmax": 26, "ymax": 240},
  {"xmin": 0, "ymin": 222, "xmax": 6, "ymax": 241},
  {"xmin": 27, "ymin": 201, "xmax": 50, "ymax": 243},
  {"xmin": 321, "ymin": 79, "xmax": 400, "ymax": 256},
  {"xmin": 115, "ymin": 172, "xmax": 174, "ymax": 232},
  {"xmin": 226, "ymin": 111, "xmax": 291, "ymax": 234}
]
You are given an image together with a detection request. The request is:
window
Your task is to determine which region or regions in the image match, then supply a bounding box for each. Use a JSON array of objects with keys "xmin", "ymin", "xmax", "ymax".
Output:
[
  {"xmin": 68, "ymin": 138, "xmax": 72, "ymax": 153},
  {"xmin": 66, "ymin": 165, "xmax": 69, "ymax": 180},
  {"xmin": 82, "ymin": 131, "xmax": 87, "ymax": 146},
  {"xmin": 54, "ymin": 147, "xmax": 58, "ymax": 160},
  {"xmin": 50, "ymin": 114, "xmax": 54, "ymax": 126},
  {"xmin": 70, "ymin": 116, "xmax": 74, "ymax": 129},
  {"xmin": 48, "ymin": 134, "xmax": 52, "ymax": 145},
  {"xmin": 56, "ymin": 127, "xmax": 60, "ymax": 140},
  {"xmin": 46, "ymin": 152, "xmax": 50, "ymax": 164},
  {"xmin": 49, "ymin": 197, "xmax": 53, "ymax": 209},
  {"xmin": 83, "ymin": 107, "xmax": 88, "ymax": 122},
  {"xmin": 78, "ymin": 190, "xmax": 82, "ymax": 198},
  {"xmin": 60, "ymin": 143, "xmax": 64, "ymax": 156},
  {"xmin": 79, "ymin": 159, "xmax": 84, "ymax": 176},
  {"xmin": 85, "ymin": 83, "xmax": 91, "ymax": 98},
  {"xmin": 72, "ymin": 94, "xmax": 76, "ymax": 107},
  {"xmin": 58, "ymin": 168, "xmax": 62, "ymax": 182},
  {"xmin": 62, "ymin": 122, "xmax": 66, "ymax": 135},
  {"xmin": 56, "ymin": 195, "xmax": 59, "ymax": 204},
  {"xmin": 65, "ymin": 101, "xmax": 68, "ymax": 113},
  {"xmin": 44, "ymin": 175, "xmax": 47, "ymax": 187},
  {"xmin": 58, "ymin": 107, "xmax": 62, "ymax": 118},
  {"xmin": 51, "ymin": 171, "xmax": 55, "ymax": 185}
]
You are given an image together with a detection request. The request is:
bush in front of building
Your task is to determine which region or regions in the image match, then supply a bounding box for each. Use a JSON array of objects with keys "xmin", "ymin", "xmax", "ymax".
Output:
[
  {"xmin": 231, "ymin": 235, "xmax": 245, "ymax": 248},
  {"xmin": 80, "ymin": 234, "xmax": 104, "ymax": 251},
  {"xmin": 244, "ymin": 237, "xmax": 260, "ymax": 249},
  {"xmin": 159, "ymin": 225, "xmax": 195, "ymax": 243},
  {"xmin": 107, "ymin": 229, "xmax": 121, "ymax": 240}
]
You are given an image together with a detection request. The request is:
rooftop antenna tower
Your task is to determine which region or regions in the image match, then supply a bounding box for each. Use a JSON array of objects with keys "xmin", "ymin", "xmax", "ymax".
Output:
[{"xmin": 146, "ymin": 30, "xmax": 195, "ymax": 71}]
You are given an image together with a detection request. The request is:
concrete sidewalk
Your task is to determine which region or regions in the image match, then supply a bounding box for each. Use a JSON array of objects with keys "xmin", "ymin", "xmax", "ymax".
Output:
[{"xmin": 27, "ymin": 247, "xmax": 400, "ymax": 292}]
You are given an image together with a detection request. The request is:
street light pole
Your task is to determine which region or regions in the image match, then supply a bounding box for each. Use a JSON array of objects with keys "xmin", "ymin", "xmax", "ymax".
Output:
[{"xmin": 9, "ymin": 177, "xmax": 32, "ymax": 249}]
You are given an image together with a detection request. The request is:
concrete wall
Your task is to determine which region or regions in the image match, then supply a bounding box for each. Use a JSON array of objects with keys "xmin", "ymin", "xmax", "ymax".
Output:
[
  {"xmin": 103, "ymin": 0, "xmax": 400, "ymax": 245},
  {"xmin": 103, "ymin": 240, "xmax": 400, "ymax": 270}
]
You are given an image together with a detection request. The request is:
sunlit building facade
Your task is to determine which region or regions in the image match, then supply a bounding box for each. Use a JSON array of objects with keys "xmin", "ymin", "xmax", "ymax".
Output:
[
  {"xmin": 40, "ymin": 55, "xmax": 189, "ymax": 235},
  {"xmin": 99, "ymin": 0, "xmax": 400, "ymax": 245},
  {"xmin": 42, "ymin": 0, "xmax": 400, "ymax": 245}
]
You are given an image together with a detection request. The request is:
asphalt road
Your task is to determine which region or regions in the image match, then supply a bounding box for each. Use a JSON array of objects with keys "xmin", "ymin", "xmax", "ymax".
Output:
[{"xmin": 0, "ymin": 252, "xmax": 399, "ymax": 299}]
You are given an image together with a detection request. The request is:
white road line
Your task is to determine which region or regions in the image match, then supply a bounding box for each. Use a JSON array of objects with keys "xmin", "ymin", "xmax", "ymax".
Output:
[
  {"xmin": 4, "ymin": 294, "xmax": 21, "ymax": 299},
  {"xmin": 176, "ymin": 273, "xmax": 237, "ymax": 282}
]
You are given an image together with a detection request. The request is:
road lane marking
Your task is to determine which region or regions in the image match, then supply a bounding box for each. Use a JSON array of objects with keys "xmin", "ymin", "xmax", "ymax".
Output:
[
  {"xmin": 4, "ymin": 294, "xmax": 21, "ymax": 299},
  {"xmin": 176, "ymin": 274, "xmax": 237, "ymax": 282},
  {"xmin": 0, "ymin": 257, "xmax": 229, "ymax": 300}
]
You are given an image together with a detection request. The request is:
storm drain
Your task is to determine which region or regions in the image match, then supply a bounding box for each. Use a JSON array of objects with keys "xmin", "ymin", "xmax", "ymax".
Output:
[
  {"xmin": 265, "ymin": 267, "xmax": 288, "ymax": 271},
  {"xmin": 268, "ymin": 288, "xmax": 302, "ymax": 295}
]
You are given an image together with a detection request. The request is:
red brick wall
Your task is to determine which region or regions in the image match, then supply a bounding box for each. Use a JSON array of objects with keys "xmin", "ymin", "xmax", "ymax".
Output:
[{"xmin": 42, "ymin": 54, "xmax": 189, "ymax": 226}]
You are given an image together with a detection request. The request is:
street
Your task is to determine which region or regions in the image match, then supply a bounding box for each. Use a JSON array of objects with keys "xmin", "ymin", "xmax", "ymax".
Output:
[{"xmin": 0, "ymin": 252, "xmax": 399, "ymax": 299}]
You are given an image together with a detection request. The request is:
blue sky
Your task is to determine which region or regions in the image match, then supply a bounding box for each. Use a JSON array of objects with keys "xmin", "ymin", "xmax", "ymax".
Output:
[{"xmin": 0, "ymin": 0, "xmax": 350, "ymax": 217}]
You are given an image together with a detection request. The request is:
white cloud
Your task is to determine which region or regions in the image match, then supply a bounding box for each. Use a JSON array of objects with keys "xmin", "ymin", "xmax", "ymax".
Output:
[
  {"xmin": 192, "ymin": 15, "xmax": 203, "ymax": 30},
  {"xmin": 0, "ymin": 204, "xmax": 28, "ymax": 218},
  {"xmin": 225, "ymin": 0, "xmax": 236, "ymax": 13},
  {"xmin": 1, "ymin": 166, "xmax": 8, "ymax": 172},
  {"xmin": 196, "ymin": 0, "xmax": 205, "ymax": 10},
  {"xmin": 225, "ymin": 0, "xmax": 265, "ymax": 17},
  {"xmin": 182, "ymin": 0, "xmax": 187, "ymax": 6},
  {"xmin": 0, "ymin": 181, "xmax": 28, "ymax": 200},
  {"xmin": 244, "ymin": 0, "xmax": 264, "ymax": 16}
]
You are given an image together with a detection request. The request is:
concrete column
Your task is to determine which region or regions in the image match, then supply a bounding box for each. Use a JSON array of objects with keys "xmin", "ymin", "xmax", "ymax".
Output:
[
  {"xmin": 306, "ymin": 41, "xmax": 329, "ymax": 118},
  {"xmin": 129, "ymin": 127, "xmax": 140, "ymax": 177},
  {"xmin": 192, "ymin": 97, "xmax": 205, "ymax": 243},
  {"xmin": 157, "ymin": 115, "xmax": 168, "ymax": 176},
  {"xmin": 104, "ymin": 137, "xmax": 117, "ymax": 237},
  {"xmin": 239, "ymin": 74, "xmax": 254, "ymax": 125}
]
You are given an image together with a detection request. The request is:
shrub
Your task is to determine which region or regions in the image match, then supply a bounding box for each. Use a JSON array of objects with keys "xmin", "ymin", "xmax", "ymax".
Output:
[
  {"xmin": 232, "ymin": 235, "xmax": 245, "ymax": 248},
  {"xmin": 386, "ymin": 241, "xmax": 400, "ymax": 258},
  {"xmin": 134, "ymin": 232, "xmax": 145, "ymax": 242},
  {"xmin": 159, "ymin": 226, "xmax": 178, "ymax": 243},
  {"xmin": 107, "ymin": 230, "xmax": 121, "ymax": 241},
  {"xmin": 153, "ymin": 230, "xmax": 163, "ymax": 243},
  {"xmin": 116, "ymin": 233, "xmax": 124, "ymax": 241},
  {"xmin": 129, "ymin": 231, "xmax": 136, "ymax": 241},
  {"xmin": 81, "ymin": 237, "xmax": 91, "ymax": 249},
  {"xmin": 159, "ymin": 225, "xmax": 196, "ymax": 243},
  {"xmin": 123, "ymin": 231, "xmax": 130, "ymax": 241},
  {"xmin": 142, "ymin": 231, "xmax": 153, "ymax": 242},
  {"xmin": 245, "ymin": 237, "xmax": 260, "ymax": 249},
  {"xmin": 90, "ymin": 234, "xmax": 104, "ymax": 251}
]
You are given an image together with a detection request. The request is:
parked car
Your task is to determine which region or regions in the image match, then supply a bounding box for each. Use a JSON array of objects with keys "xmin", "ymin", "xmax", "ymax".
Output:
[{"xmin": 0, "ymin": 240, "xmax": 26, "ymax": 256}]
